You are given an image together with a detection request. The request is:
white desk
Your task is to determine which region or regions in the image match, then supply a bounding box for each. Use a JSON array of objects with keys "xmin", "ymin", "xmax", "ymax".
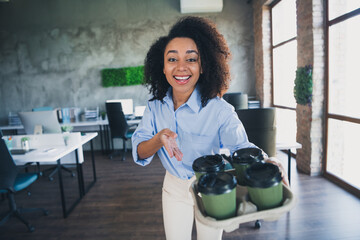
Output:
[
  {"xmin": 1, "ymin": 117, "xmax": 142, "ymax": 154},
  {"xmin": 7, "ymin": 132, "xmax": 98, "ymax": 218},
  {"xmin": 276, "ymin": 142, "xmax": 302, "ymax": 185}
]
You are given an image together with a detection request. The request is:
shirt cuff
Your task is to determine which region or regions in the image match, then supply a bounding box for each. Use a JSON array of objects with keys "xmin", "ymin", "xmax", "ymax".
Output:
[{"xmin": 131, "ymin": 139, "xmax": 155, "ymax": 166}]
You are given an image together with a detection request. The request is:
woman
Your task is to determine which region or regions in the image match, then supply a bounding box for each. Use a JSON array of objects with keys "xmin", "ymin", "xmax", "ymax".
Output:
[{"xmin": 132, "ymin": 16, "xmax": 287, "ymax": 240}]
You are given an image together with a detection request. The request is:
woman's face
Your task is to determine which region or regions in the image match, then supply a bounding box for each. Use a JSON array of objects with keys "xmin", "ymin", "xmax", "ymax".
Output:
[{"xmin": 163, "ymin": 37, "xmax": 202, "ymax": 98}]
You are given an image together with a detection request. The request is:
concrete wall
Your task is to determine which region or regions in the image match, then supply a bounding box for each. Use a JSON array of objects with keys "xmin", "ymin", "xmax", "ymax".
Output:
[{"xmin": 0, "ymin": 0, "xmax": 256, "ymax": 126}]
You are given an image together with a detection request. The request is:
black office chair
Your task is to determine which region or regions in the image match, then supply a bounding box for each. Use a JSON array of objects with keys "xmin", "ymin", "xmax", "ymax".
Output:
[
  {"xmin": 106, "ymin": 101, "xmax": 136, "ymax": 161},
  {"xmin": 236, "ymin": 108, "xmax": 277, "ymax": 157},
  {"xmin": 0, "ymin": 138, "xmax": 48, "ymax": 232},
  {"xmin": 223, "ymin": 92, "xmax": 248, "ymax": 110}
]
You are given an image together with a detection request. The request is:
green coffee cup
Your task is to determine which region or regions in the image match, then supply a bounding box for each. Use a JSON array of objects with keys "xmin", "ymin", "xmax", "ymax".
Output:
[
  {"xmin": 197, "ymin": 172, "xmax": 237, "ymax": 220},
  {"xmin": 192, "ymin": 154, "xmax": 225, "ymax": 180},
  {"xmin": 245, "ymin": 162, "xmax": 283, "ymax": 210},
  {"xmin": 232, "ymin": 148, "xmax": 265, "ymax": 185}
]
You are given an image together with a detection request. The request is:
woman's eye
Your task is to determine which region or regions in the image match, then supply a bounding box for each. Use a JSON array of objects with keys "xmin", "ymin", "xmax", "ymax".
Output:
[
  {"xmin": 187, "ymin": 58, "xmax": 197, "ymax": 62},
  {"xmin": 168, "ymin": 58, "xmax": 177, "ymax": 62}
]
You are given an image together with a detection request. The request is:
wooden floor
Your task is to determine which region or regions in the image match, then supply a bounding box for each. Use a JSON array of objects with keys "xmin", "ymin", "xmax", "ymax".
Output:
[{"xmin": 1, "ymin": 150, "xmax": 360, "ymax": 240}]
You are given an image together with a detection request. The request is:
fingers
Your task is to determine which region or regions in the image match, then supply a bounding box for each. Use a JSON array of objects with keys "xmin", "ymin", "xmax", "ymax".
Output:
[
  {"xmin": 266, "ymin": 157, "xmax": 290, "ymax": 187},
  {"xmin": 159, "ymin": 129, "xmax": 183, "ymax": 161},
  {"xmin": 173, "ymin": 147, "xmax": 183, "ymax": 161}
]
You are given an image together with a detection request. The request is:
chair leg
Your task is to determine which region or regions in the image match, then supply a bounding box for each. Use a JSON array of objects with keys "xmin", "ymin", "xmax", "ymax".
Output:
[
  {"xmin": 43, "ymin": 165, "xmax": 75, "ymax": 181},
  {"xmin": 0, "ymin": 193, "xmax": 47, "ymax": 232},
  {"xmin": 122, "ymin": 139, "xmax": 126, "ymax": 161},
  {"xmin": 13, "ymin": 210, "xmax": 35, "ymax": 232}
]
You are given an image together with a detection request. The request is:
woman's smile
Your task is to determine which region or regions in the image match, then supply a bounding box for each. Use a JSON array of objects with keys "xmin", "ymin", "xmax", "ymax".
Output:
[{"xmin": 173, "ymin": 75, "xmax": 191, "ymax": 85}]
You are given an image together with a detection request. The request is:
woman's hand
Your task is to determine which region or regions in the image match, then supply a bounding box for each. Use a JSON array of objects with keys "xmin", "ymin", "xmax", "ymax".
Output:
[
  {"xmin": 265, "ymin": 157, "xmax": 290, "ymax": 187},
  {"xmin": 159, "ymin": 129, "xmax": 183, "ymax": 161}
]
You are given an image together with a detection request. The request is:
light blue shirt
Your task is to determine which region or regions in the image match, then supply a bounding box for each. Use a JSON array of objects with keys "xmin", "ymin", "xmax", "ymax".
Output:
[{"xmin": 131, "ymin": 86, "xmax": 255, "ymax": 180}]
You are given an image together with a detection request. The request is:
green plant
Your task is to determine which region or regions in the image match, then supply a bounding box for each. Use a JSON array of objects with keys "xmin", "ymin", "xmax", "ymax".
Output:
[
  {"xmin": 100, "ymin": 111, "xmax": 106, "ymax": 120},
  {"xmin": 102, "ymin": 66, "xmax": 144, "ymax": 87},
  {"xmin": 294, "ymin": 65, "xmax": 313, "ymax": 105},
  {"xmin": 61, "ymin": 125, "xmax": 73, "ymax": 132},
  {"xmin": 21, "ymin": 137, "xmax": 30, "ymax": 142}
]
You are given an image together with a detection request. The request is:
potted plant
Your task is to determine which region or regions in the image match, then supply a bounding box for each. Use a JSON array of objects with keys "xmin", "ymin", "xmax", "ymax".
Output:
[
  {"xmin": 61, "ymin": 125, "xmax": 73, "ymax": 146},
  {"xmin": 61, "ymin": 125, "xmax": 73, "ymax": 133},
  {"xmin": 21, "ymin": 137, "xmax": 30, "ymax": 151},
  {"xmin": 100, "ymin": 111, "xmax": 107, "ymax": 120}
]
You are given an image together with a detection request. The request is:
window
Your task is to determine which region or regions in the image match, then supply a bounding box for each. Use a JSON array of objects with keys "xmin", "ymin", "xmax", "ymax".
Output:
[
  {"xmin": 325, "ymin": 1, "xmax": 360, "ymax": 194},
  {"xmin": 271, "ymin": 0, "xmax": 297, "ymax": 144}
]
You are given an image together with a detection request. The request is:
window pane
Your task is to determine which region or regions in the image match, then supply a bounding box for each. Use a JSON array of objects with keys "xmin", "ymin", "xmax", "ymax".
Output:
[
  {"xmin": 273, "ymin": 40, "xmax": 297, "ymax": 108},
  {"xmin": 276, "ymin": 108, "xmax": 297, "ymax": 145},
  {"xmin": 327, "ymin": 119, "xmax": 360, "ymax": 189},
  {"xmin": 328, "ymin": 15, "xmax": 360, "ymax": 118},
  {"xmin": 328, "ymin": 0, "xmax": 360, "ymax": 21},
  {"xmin": 272, "ymin": 0, "xmax": 296, "ymax": 45}
]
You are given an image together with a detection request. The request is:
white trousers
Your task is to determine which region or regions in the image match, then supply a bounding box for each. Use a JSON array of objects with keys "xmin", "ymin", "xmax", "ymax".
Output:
[{"xmin": 162, "ymin": 171, "xmax": 223, "ymax": 240}]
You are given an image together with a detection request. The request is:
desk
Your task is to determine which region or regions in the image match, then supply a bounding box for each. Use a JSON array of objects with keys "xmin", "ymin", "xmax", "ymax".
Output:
[
  {"xmin": 276, "ymin": 142, "xmax": 302, "ymax": 185},
  {"xmin": 8, "ymin": 132, "xmax": 98, "ymax": 218},
  {"xmin": 1, "ymin": 118, "xmax": 141, "ymax": 154}
]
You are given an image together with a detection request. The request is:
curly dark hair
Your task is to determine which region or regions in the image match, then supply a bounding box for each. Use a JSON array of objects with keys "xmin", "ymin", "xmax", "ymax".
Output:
[{"xmin": 144, "ymin": 16, "xmax": 231, "ymax": 107}]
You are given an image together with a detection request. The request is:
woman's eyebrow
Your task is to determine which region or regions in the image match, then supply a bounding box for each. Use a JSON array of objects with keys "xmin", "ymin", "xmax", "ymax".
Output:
[
  {"xmin": 186, "ymin": 50, "xmax": 199, "ymax": 55},
  {"xmin": 166, "ymin": 50, "xmax": 199, "ymax": 55},
  {"xmin": 166, "ymin": 50, "xmax": 178, "ymax": 55}
]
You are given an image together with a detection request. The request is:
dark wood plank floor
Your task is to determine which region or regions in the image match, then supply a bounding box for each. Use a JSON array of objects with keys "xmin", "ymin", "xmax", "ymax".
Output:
[{"xmin": 1, "ymin": 150, "xmax": 359, "ymax": 240}]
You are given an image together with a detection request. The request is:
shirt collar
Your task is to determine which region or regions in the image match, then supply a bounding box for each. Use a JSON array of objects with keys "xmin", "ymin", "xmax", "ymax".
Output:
[{"xmin": 163, "ymin": 86, "xmax": 202, "ymax": 113}]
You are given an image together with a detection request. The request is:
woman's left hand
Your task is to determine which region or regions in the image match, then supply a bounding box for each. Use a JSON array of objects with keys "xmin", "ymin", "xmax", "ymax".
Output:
[{"xmin": 265, "ymin": 157, "xmax": 290, "ymax": 187}]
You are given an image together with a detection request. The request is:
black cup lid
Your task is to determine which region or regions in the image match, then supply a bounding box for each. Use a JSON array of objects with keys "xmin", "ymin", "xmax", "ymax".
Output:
[
  {"xmin": 192, "ymin": 154, "xmax": 225, "ymax": 173},
  {"xmin": 197, "ymin": 172, "xmax": 237, "ymax": 195},
  {"xmin": 244, "ymin": 162, "xmax": 282, "ymax": 188},
  {"xmin": 232, "ymin": 147, "xmax": 265, "ymax": 164}
]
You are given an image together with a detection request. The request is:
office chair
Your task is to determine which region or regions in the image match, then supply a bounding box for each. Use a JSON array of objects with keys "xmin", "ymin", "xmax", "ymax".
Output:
[
  {"xmin": 223, "ymin": 92, "xmax": 248, "ymax": 110},
  {"xmin": 0, "ymin": 138, "xmax": 48, "ymax": 232},
  {"xmin": 236, "ymin": 108, "xmax": 277, "ymax": 157},
  {"xmin": 106, "ymin": 101, "xmax": 136, "ymax": 161}
]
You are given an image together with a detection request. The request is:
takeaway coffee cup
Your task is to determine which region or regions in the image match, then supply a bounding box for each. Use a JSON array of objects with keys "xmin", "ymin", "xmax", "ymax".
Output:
[
  {"xmin": 197, "ymin": 172, "xmax": 237, "ymax": 220},
  {"xmin": 232, "ymin": 148, "xmax": 265, "ymax": 185},
  {"xmin": 245, "ymin": 162, "xmax": 283, "ymax": 210},
  {"xmin": 192, "ymin": 154, "xmax": 225, "ymax": 180}
]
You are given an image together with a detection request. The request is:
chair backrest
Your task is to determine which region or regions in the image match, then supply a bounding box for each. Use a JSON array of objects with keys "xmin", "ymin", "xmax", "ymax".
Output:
[
  {"xmin": 106, "ymin": 102, "xmax": 129, "ymax": 139},
  {"xmin": 0, "ymin": 138, "xmax": 18, "ymax": 192},
  {"xmin": 236, "ymin": 108, "xmax": 277, "ymax": 157},
  {"xmin": 223, "ymin": 92, "xmax": 248, "ymax": 110}
]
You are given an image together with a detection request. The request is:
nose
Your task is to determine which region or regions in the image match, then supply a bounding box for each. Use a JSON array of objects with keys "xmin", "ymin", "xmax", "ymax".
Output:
[{"xmin": 177, "ymin": 60, "xmax": 187, "ymax": 71}]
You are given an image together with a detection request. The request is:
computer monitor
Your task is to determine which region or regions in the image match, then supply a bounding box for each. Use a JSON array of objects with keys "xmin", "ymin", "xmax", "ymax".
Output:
[
  {"xmin": 106, "ymin": 99, "xmax": 133, "ymax": 116},
  {"xmin": 18, "ymin": 110, "xmax": 62, "ymax": 134},
  {"xmin": 134, "ymin": 106, "xmax": 146, "ymax": 118}
]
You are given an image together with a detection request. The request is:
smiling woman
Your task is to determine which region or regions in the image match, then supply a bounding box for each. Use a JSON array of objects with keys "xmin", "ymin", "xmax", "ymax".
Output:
[{"xmin": 130, "ymin": 16, "xmax": 276, "ymax": 240}]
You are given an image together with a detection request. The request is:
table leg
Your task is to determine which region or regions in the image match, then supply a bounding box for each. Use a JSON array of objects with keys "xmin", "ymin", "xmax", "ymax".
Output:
[
  {"xmin": 100, "ymin": 125, "xmax": 105, "ymax": 154},
  {"xmin": 83, "ymin": 139, "xmax": 97, "ymax": 195},
  {"xmin": 287, "ymin": 149, "xmax": 291, "ymax": 185},
  {"xmin": 75, "ymin": 149, "xmax": 85, "ymax": 197},
  {"xmin": 57, "ymin": 159, "xmax": 67, "ymax": 218},
  {"xmin": 57, "ymin": 155, "xmax": 84, "ymax": 218}
]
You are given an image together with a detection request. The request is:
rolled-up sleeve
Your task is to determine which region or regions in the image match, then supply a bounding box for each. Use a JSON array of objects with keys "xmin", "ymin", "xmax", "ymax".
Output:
[{"xmin": 131, "ymin": 103, "xmax": 155, "ymax": 166}]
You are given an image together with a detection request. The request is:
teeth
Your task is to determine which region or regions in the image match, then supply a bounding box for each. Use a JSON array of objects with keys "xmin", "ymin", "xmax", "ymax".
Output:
[{"xmin": 174, "ymin": 76, "xmax": 190, "ymax": 80}]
